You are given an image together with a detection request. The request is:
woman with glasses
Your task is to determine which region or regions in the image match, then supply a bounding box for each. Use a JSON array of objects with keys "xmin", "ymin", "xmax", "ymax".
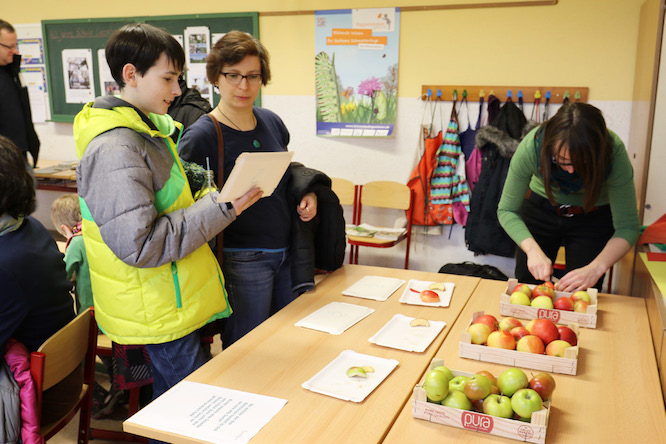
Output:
[
  {"xmin": 179, "ymin": 31, "xmax": 330, "ymax": 347},
  {"xmin": 497, "ymin": 102, "xmax": 639, "ymax": 292}
]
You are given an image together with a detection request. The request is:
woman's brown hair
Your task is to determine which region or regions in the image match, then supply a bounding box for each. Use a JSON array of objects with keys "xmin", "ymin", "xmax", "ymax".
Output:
[
  {"xmin": 539, "ymin": 102, "xmax": 612, "ymax": 211},
  {"xmin": 206, "ymin": 31, "xmax": 271, "ymax": 86},
  {"xmin": 0, "ymin": 135, "xmax": 35, "ymax": 218}
]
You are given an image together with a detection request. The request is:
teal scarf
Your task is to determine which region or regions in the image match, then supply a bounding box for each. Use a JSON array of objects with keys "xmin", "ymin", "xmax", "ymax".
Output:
[{"xmin": 0, "ymin": 214, "xmax": 23, "ymax": 237}]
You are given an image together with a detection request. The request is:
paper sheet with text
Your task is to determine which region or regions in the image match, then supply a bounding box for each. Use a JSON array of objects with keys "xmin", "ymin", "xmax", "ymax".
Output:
[{"xmin": 124, "ymin": 381, "xmax": 287, "ymax": 444}]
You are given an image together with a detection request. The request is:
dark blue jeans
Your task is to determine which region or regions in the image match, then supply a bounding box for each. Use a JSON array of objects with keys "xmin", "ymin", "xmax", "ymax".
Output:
[
  {"xmin": 144, "ymin": 331, "xmax": 206, "ymax": 401},
  {"xmin": 221, "ymin": 249, "xmax": 293, "ymax": 348}
]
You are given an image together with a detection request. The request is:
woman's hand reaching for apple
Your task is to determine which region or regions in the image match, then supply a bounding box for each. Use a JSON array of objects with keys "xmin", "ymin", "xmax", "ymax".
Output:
[
  {"xmin": 231, "ymin": 187, "xmax": 263, "ymax": 216},
  {"xmin": 556, "ymin": 261, "xmax": 605, "ymax": 292}
]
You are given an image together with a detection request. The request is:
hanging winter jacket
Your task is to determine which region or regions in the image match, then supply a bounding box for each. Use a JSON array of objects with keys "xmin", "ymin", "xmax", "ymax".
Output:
[
  {"xmin": 407, "ymin": 131, "xmax": 442, "ymax": 226},
  {"xmin": 465, "ymin": 100, "xmax": 536, "ymax": 257}
]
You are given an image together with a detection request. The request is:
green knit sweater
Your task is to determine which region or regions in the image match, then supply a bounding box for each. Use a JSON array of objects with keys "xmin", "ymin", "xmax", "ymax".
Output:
[{"xmin": 497, "ymin": 127, "xmax": 640, "ymax": 247}]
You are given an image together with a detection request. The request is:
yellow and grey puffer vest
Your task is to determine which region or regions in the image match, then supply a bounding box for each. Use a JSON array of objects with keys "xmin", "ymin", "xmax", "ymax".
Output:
[{"xmin": 73, "ymin": 101, "xmax": 230, "ymax": 345}]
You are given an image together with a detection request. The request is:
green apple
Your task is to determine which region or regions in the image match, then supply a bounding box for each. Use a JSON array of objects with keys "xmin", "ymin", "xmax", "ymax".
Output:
[
  {"xmin": 511, "ymin": 388, "xmax": 544, "ymax": 419},
  {"xmin": 449, "ymin": 375, "xmax": 468, "ymax": 392},
  {"xmin": 441, "ymin": 390, "xmax": 472, "ymax": 410},
  {"xmin": 497, "ymin": 368, "xmax": 529, "ymax": 397},
  {"xmin": 483, "ymin": 394, "xmax": 513, "ymax": 418},
  {"xmin": 531, "ymin": 295, "xmax": 554, "ymax": 309},
  {"xmin": 423, "ymin": 370, "xmax": 449, "ymax": 402},
  {"xmin": 510, "ymin": 291, "xmax": 531, "ymax": 306},
  {"xmin": 432, "ymin": 365, "xmax": 454, "ymax": 382},
  {"xmin": 571, "ymin": 290, "xmax": 591, "ymax": 303},
  {"xmin": 463, "ymin": 374, "xmax": 492, "ymax": 400}
]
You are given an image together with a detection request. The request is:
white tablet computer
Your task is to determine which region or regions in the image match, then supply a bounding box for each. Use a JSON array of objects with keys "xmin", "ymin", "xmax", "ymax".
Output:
[{"xmin": 217, "ymin": 151, "xmax": 294, "ymax": 202}]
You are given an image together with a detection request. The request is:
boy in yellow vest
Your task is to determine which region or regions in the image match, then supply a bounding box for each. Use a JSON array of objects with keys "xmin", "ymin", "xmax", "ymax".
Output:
[{"xmin": 73, "ymin": 23, "xmax": 262, "ymax": 400}]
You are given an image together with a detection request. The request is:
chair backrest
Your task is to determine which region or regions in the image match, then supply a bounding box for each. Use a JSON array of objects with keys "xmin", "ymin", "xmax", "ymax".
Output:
[
  {"xmin": 360, "ymin": 181, "xmax": 411, "ymax": 210},
  {"xmin": 331, "ymin": 177, "xmax": 356, "ymax": 206},
  {"xmin": 30, "ymin": 308, "xmax": 97, "ymax": 442}
]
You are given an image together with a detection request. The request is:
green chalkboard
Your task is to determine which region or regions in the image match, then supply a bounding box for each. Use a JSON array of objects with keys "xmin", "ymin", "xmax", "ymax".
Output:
[{"xmin": 42, "ymin": 13, "xmax": 258, "ymax": 122}]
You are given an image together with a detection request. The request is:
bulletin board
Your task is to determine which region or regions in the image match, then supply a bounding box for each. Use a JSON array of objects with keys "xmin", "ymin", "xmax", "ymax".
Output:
[{"xmin": 42, "ymin": 13, "xmax": 258, "ymax": 122}]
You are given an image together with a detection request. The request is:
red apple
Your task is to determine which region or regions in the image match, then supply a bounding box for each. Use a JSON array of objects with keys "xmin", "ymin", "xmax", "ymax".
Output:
[
  {"xmin": 463, "ymin": 374, "xmax": 492, "ymax": 400},
  {"xmin": 420, "ymin": 289, "xmax": 440, "ymax": 303},
  {"xmin": 474, "ymin": 314, "xmax": 499, "ymax": 332},
  {"xmin": 574, "ymin": 300, "xmax": 590, "ymax": 313},
  {"xmin": 571, "ymin": 290, "xmax": 592, "ymax": 304},
  {"xmin": 530, "ymin": 319, "xmax": 560, "ymax": 345},
  {"xmin": 545, "ymin": 339, "xmax": 572, "ymax": 357},
  {"xmin": 476, "ymin": 370, "xmax": 497, "ymax": 387},
  {"xmin": 557, "ymin": 326, "xmax": 578, "ymax": 346},
  {"xmin": 513, "ymin": 283, "xmax": 532, "ymax": 299},
  {"xmin": 487, "ymin": 331, "xmax": 517, "ymax": 350},
  {"xmin": 543, "ymin": 281, "xmax": 555, "ymax": 289},
  {"xmin": 509, "ymin": 326, "xmax": 531, "ymax": 341},
  {"xmin": 553, "ymin": 296, "xmax": 574, "ymax": 311},
  {"xmin": 499, "ymin": 317, "xmax": 523, "ymax": 332},
  {"xmin": 467, "ymin": 323, "xmax": 492, "ymax": 345},
  {"xmin": 529, "ymin": 372, "xmax": 557, "ymax": 401},
  {"xmin": 532, "ymin": 284, "xmax": 555, "ymax": 299},
  {"xmin": 516, "ymin": 335, "xmax": 545, "ymax": 354}
]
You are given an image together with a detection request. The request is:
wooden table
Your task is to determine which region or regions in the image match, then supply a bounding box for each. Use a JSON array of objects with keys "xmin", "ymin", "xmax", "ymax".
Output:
[
  {"xmin": 384, "ymin": 279, "xmax": 666, "ymax": 443},
  {"xmin": 33, "ymin": 159, "xmax": 77, "ymax": 192},
  {"xmin": 124, "ymin": 265, "xmax": 480, "ymax": 443}
]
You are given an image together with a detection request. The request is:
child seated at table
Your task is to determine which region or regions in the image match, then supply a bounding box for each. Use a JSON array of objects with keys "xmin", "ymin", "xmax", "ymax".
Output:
[{"xmin": 50, "ymin": 194, "xmax": 91, "ymax": 312}]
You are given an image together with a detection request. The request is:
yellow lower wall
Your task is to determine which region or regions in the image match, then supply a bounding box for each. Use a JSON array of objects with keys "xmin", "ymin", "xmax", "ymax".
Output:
[{"xmin": 5, "ymin": 0, "xmax": 646, "ymax": 101}]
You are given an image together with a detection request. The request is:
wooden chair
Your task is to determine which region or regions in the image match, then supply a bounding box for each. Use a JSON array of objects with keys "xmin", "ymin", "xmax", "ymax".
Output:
[
  {"xmin": 346, "ymin": 181, "xmax": 414, "ymax": 269},
  {"xmin": 30, "ymin": 308, "xmax": 97, "ymax": 443},
  {"xmin": 331, "ymin": 177, "xmax": 359, "ymax": 265}
]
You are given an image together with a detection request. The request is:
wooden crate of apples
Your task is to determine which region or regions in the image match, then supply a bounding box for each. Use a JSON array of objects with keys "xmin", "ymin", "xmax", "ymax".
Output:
[
  {"xmin": 412, "ymin": 358, "xmax": 553, "ymax": 444},
  {"xmin": 459, "ymin": 312, "xmax": 579, "ymax": 375},
  {"xmin": 500, "ymin": 278, "xmax": 598, "ymax": 328}
]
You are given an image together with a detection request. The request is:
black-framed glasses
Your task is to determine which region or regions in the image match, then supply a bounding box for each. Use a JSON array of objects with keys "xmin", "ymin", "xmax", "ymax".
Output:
[
  {"xmin": 551, "ymin": 155, "xmax": 573, "ymax": 167},
  {"xmin": 220, "ymin": 72, "xmax": 262, "ymax": 85},
  {"xmin": 0, "ymin": 42, "xmax": 18, "ymax": 51}
]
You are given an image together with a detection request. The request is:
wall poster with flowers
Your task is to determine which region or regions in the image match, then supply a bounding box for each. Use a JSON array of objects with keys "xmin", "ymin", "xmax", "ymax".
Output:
[{"xmin": 314, "ymin": 7, "xmax": 399, "ymax": 137}]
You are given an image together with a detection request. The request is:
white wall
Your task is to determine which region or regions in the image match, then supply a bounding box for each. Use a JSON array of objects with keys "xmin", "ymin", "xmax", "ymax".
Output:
[{"xmin": 32, "ymin": 97, "xmax": 633, "ymax": 278}]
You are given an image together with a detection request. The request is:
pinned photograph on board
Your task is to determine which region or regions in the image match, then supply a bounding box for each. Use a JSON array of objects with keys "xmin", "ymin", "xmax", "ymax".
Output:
[{"xmin": 62, "ymin": 48, "xmax": 95, "ymax": 103}]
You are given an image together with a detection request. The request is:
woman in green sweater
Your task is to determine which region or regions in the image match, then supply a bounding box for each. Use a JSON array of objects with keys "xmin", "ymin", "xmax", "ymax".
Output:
[{"xmin": 497, "ymin": 102, "xmax": 639, "ymax": 292}]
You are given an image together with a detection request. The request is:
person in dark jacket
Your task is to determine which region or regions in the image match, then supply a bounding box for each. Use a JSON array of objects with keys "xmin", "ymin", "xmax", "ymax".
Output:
[
  {"xmin": 168, "ymin": 75, "xmax": 213, "ymax": 131},
  {"xmin": 0, "ymin": 135, "xmax": 79, "ymax": 424},
  {"xmin": 465, "ymin": 99, "xmax": 536, "ymax": 257},
  {"xmin": 0, "ymin": 20, "xmax": 40, "ymax": 166}
]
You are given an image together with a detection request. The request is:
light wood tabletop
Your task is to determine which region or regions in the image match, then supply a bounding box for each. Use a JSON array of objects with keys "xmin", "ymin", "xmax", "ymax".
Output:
[
  {"xmin": 124, "ymin": 264, "xmax": 481, "ymax": 443},
  {"xmin": 384, "ymin": 279, "xmax": 666, "ymax": 443}
]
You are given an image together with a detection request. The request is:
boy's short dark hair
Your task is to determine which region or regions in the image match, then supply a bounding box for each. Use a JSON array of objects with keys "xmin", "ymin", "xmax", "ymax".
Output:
[
  {"xmin": 106, "ymin": 23, "xmax": 185, "ymax": 89},
  {"xmin": 0, "ymin": 135, "xmax": 35, "ymax": 218}
]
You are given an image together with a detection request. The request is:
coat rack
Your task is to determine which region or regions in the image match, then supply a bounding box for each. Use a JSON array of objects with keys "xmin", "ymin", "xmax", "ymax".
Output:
[{"xmin": 420, "ymin": 85, "xmax": 588, "ymax": 103}]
